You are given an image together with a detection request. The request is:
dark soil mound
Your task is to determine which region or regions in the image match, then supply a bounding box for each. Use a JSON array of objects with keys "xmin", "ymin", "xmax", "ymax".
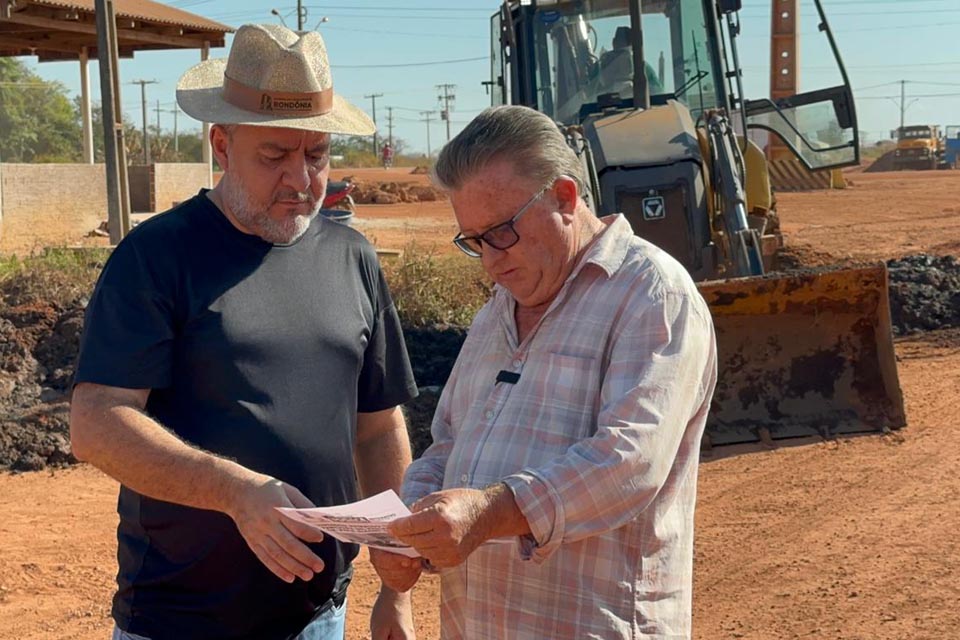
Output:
[
  {"xmin": 0, "ymin": 297, "xmax": 83, "ymax": 471},
  {"xmin": 887, "ymin": 254, "xmax": 960, "ymax": 336},
  {"xmin": 402, "ymin": 324, "xmax": 466, "ymax": 388},
  {"xmin": 0, "ymin": 403, "xmax": 73, "ymax": 471},
  {"xmin": 863, "ymin": 150, "xmax": 898, "ymax": 173},
  {"xmin": 400, "ymin": 324, "xmax": 467, "ymax": 458}
]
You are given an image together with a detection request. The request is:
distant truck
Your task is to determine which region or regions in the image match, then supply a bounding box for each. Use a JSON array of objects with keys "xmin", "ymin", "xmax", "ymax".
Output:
[
  {"xmin": 893, "ymin": 125, "xmax": 945, "ymax": 170},
  {"xmin": 945, "ymin": 126, "xmax": 960, "ymax": 169}
]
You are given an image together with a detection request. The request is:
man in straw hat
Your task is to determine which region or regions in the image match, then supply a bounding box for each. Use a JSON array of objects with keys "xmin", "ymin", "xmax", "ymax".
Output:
[{"xmin": 70, "ymin": 24, "xmax": 418, "ymax": 639}]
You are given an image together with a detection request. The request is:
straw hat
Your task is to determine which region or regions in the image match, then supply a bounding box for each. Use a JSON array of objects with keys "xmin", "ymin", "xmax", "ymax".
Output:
[{"xmin": 176, "ymin": 24, "xmax": 374, "ymax": 135}]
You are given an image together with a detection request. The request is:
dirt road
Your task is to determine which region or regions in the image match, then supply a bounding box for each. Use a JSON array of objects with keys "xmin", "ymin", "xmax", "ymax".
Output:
[{"xmin": 1, "ymin": 168, "xmax": 959, "ymax": 639}]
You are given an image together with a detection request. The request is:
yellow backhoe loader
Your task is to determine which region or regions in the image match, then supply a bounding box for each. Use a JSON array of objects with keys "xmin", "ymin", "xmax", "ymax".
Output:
[{"xmin": 490, "ymin": 0, "xmax": 905, "ymax": 445}]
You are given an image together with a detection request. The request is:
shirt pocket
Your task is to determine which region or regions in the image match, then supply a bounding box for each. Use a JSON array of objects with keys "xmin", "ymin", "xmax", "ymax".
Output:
[{"xmin": 519, "ymin": 351, "xmax": 601, "ymax": 449}]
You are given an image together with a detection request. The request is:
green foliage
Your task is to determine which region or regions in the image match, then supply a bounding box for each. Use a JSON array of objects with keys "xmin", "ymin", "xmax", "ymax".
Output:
[
  {"xmin": 331, "ymin": 134, "xmax": 379, "ymax": 167},
  {"xmin": 0, "ymin": 59, "xmax": 82, "ymax": 162},
  {"xmin": 0, "ymin": 244, "xmax": 488, "ymax": 328},
  {"xmin": 381, "ymin": 243, "xmax": 492, "ymax": 327}
]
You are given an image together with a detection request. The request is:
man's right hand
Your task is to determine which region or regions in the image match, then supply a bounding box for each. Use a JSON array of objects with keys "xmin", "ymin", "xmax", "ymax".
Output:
[{"xmin": 227, "ymin": 471, "xmax": 326, "ymax": 583}]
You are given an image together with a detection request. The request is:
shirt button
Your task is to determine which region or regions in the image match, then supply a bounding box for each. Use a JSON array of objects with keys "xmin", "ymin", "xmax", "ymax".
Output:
[
  {"xmin": 460, "ymin": 474, "xmax": 469, "ymax": 483},
  {"xmin": 513, "ymin": 359, "xmax": 522, "ymax": 369},
  {"xmin": 485, "ymin": 410, "xmax": 495, "ymax": 420}
]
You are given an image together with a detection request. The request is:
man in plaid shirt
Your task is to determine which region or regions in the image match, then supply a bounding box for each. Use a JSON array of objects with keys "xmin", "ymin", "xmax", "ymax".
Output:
[{"xmin": 380, "ymin": 105, "xmax": 717, "ymax": 639}]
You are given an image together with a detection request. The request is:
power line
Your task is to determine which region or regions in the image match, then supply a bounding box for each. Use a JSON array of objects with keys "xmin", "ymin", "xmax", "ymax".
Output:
[
  {"xmin": 332, "ymin": 56, "xmax": 486, "ymax": 69},
  {"xmin": 319, "ymin": 25, "xmax": 486, "ymax": 40},
  {"xmin": 858, "ymin": 92, "xmax": 960, "ymax": 99},
  {"xmin": 302, "ymin": 5, "xmax": 492, "ymax": 11},
  {"xmin": 856, "ymin": 82, "xmax": 904, "ymax": 92}
]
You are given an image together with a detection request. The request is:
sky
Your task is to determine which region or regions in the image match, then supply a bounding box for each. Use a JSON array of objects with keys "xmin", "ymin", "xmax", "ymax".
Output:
[{"xmin": 18, "ymin": 0, "xmax": 960, "ymax": 155}]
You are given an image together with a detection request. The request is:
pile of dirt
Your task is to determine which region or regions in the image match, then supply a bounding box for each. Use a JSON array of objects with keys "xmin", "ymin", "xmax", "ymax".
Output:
[
  {"xmin": 0, "ymin": 290, "xmax": 466, "ymax": 470},
  {"xmin": 348, "ymin": 178, "xmax": 445, "ymax": 205},
  {"xmin": 0, "ymin": 299, "xmax": 84, "ymax": 470},
  {"xmin": 863, "ymin": 150, "xmax": 898, "ymax": 173},
  {"xmin": 887, "ymin": 254, "xmax": 960, "ymax": 335},
  {"xmin": 400, "ymin": 325, "xmax": 467, "ymax": 456}
]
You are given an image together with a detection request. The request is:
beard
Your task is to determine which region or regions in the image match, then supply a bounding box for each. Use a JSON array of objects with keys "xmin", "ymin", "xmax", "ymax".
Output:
[{"xmin": 222, "ymin": 174, "xmax": 321, "ymax": 244}]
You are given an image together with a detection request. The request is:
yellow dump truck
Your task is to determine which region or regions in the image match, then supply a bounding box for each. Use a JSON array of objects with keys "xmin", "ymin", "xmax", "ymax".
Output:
[{"xmin": 894, "ymin": 125, "xmax": 945, "ymax": 170}]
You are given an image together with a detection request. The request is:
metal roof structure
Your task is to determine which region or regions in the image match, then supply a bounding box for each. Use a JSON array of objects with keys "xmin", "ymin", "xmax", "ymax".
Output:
[{"xmin": 0, "ymin": 0, "xmax": 232, "ymax": 61}]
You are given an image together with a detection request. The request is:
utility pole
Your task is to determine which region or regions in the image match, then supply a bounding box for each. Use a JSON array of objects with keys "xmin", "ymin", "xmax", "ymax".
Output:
[
  {"xmin": 162, "ymin": 106, "xmax": 180, "ymax": 158},
  {"xmin": 364, "ymin": 92, "xmax": 384, "ymax": 156},
  {"xmin": 130, "ymin": 78, "xmax": 157, "ymax": 164},
  {"xmin": 436, "ymin": 83, "xmax": 456, "ymax": 142},
  {"xmin": 420, "ymin": 110, "xmax": 436, "ymax": 158},
  {"xmin": 171, "ymin": 107, "xmax": 179, "ymax": 156},
  {"xmin": 900, "ymin": 79, "xmax": 906, "ymax": 131},
  {"xmin": 297, "ymin": 0, "xmax": 306, "ymax": 30},
  {"xmin": 154, "ymin": 99, "xmax": 161, "ymax": 133},
  {"xmin": 386, "ymin": 106, "xmax": 395, "ymax": 147}
]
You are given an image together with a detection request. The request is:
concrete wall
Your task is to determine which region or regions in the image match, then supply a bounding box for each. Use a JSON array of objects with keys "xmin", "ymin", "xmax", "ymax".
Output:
[
  {"xmin": 0, "ymin": 163, "xmax": 106, "ymax": 255},
  {"xmin": 0, "ymin": 162, "xmax": 211, "ymax": 255},
  {"xmin": 153, "ymin": 163, "xmax": 209, "ymax": 212}
]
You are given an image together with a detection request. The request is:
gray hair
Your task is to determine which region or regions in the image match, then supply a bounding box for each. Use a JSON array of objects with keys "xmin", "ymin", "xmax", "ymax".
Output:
[{"xmin": 432, "ymin": 105, "xmax": 586, "ymax": 195}]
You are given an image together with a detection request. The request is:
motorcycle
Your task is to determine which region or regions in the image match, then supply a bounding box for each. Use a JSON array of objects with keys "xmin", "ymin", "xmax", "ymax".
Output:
[{"xmin": 320, "ymin": 179, "xmax": 357, "ymax": 224}]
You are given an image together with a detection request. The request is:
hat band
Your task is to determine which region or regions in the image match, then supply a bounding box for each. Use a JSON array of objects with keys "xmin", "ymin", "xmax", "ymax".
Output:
[{"xmin": 223, "ymin": 75, "xmax": 334, "ymax": 117}]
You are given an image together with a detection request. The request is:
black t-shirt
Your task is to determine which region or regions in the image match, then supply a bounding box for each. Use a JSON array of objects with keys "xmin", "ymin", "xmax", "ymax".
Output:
[{"xmin": 74, "ymin": 191, "xmax": 418, "ymax": 640}]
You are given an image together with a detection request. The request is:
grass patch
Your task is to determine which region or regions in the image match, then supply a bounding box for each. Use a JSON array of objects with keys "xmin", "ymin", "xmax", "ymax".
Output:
[
  {"xmin": 0, "ymin": 243, "xmax": 492, "ymax": 328},
  {"xmin": 382, "ymin": 242, "xmax": 492, "ymax": 327},
  {"xmin": 0, "ymin": 247, "xmax": 110, "ymax": 308}
]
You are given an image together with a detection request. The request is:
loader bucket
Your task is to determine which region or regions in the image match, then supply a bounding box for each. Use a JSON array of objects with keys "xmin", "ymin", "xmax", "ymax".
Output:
[{"xmin": 699, "ymin": 264, "xmax": 906, "ymax": 446}]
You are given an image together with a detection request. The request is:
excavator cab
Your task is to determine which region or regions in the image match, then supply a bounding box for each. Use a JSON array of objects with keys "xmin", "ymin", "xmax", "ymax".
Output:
[
  {"xmin": 490, "ymin": 0, "xmax": 859, "ymax": 170},
  {"xmin": 490, "ymin": 0, "xmax": 905, "ymax": 445}
]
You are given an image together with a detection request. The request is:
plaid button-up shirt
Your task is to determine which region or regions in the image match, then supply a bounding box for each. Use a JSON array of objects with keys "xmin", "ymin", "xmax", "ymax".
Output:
[{"xmin": 403, "ymin": 215, "xmax": 717, "ymax": 639}]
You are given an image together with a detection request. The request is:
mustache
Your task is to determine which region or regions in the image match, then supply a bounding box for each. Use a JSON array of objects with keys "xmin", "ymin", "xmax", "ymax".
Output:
[{"xmin": 273, "ymin": 189, "xmax": 316, "ymax": 204}]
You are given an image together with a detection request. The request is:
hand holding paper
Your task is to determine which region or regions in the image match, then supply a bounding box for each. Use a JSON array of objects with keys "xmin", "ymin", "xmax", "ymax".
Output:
[{"xmin": 276, "ymin": 489, "xmax": 420, "ymax": 558}]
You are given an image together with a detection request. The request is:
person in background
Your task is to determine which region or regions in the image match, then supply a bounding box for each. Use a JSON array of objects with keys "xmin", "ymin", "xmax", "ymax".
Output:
[{"xmin": 382, "ymin": 142, "xmax": 395, "ymax": 169}]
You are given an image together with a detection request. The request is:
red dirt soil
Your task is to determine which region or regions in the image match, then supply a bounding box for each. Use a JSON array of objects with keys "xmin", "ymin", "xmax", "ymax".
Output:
[{"xmin": 2, "ymin": 168, "xmax": 959, "ymax": 639}]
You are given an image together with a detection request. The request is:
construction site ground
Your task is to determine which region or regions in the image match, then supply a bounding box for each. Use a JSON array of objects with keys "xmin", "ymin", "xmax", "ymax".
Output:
[{"xmin": 1, "ymin": 167, "xmax": 959, "ymax": 639}]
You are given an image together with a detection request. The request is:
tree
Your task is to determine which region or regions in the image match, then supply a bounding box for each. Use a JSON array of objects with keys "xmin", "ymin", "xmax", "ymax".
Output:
[
  {"xmin": 330, "ymin": 134, "xmax": 412, "ymax": 167},
  {"xmin": 85, "ymin": 101, "xmax": 203, "ymax": 164},
  {"xmin": 0, "ymin": 58, "xmax": 81, "ymax": 162}
]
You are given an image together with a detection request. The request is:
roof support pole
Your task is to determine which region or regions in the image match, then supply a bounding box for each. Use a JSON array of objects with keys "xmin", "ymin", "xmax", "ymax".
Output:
[
  {"xmin": 95, "ymin": 0, "xmax": 131, "ymax": 242},
  {"xmin": 79, "ymin": 46, "xmax": 94, "ymax": 164},
  {"xmin": 200, "ymin": 40, "xmax": 212, "ymax": 187}
]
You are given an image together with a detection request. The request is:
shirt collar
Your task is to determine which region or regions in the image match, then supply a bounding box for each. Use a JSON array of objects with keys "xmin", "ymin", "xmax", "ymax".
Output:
[{"xmin": 570, "ymin": 213, "xmax": 633, "ymax": 280}]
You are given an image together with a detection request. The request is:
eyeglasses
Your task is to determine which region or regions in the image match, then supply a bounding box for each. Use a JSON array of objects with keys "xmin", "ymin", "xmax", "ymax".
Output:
[{"xmin": 452, "ymin": 185, "xmax": 550, "ymax": 258}]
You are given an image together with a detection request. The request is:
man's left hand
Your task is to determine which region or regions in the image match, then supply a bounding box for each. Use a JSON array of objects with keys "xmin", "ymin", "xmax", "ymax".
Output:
[
  {"xmin": 369, "ymin": 548, "xmax": 422, "ymax": 592},
  {"xmin": 387, "ymin": 488, "xmax": 493, "ymax": 569},
  {"xmin": 371, "ymin": 587, "xmax": 415, "ymax": 640}
]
